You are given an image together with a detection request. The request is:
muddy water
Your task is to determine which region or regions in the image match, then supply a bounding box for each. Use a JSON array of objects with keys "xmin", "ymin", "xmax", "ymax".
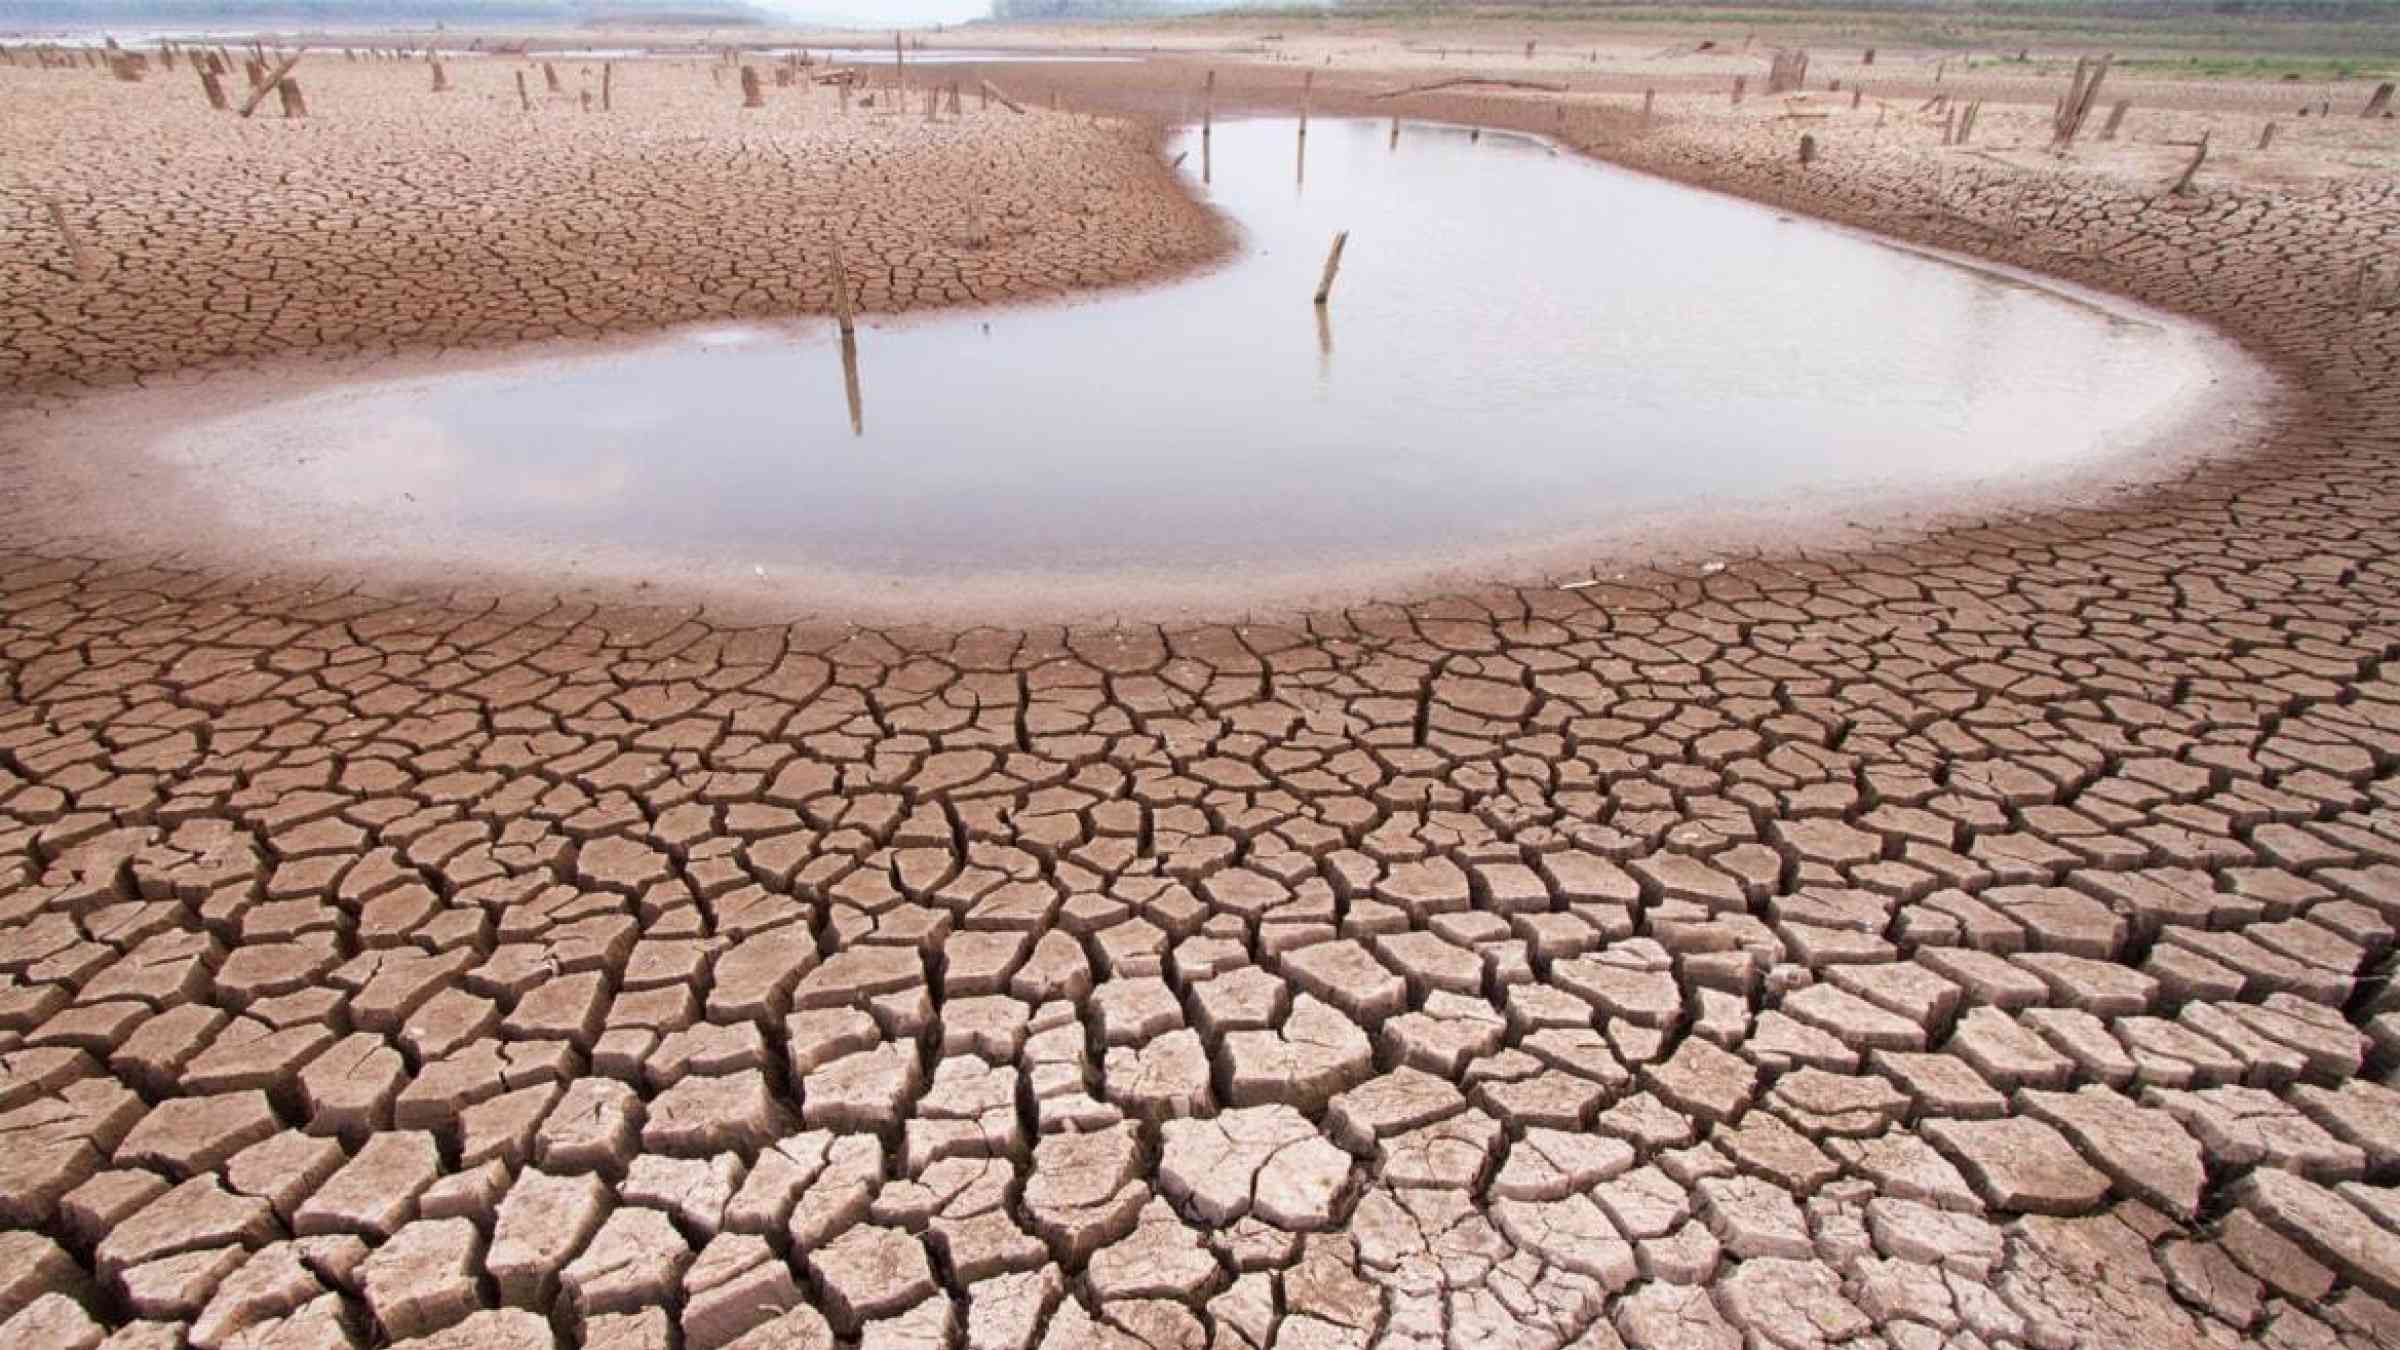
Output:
[{"xmin": 148, "ymin": 117, "xmax": 2238, "ymax": 596}]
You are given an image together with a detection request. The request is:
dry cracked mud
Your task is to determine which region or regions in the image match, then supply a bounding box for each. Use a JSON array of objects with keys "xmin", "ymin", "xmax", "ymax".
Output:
[{"xmin": 6, "ymin": 31, "xmax": 2400, "ymax": 1350}]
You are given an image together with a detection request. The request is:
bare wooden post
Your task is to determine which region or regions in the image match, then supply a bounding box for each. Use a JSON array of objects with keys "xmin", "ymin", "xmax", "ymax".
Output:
[
  {"xmin": 1300, "ymin": 70, "xmax": 1312, "ymax": 140},
  {"xmin": 2052, "ymin": 53, "xmax": 2110, "ymax": 148},
  {"xmin": 1389, "ymin": 115, "xmax": 1400, "ymax": 149},
  {"xmin": 602, "ymin": 62, "xmax": 612, "ymax": 111},
  {"xmin": 1798, "ymin": 132, "xmax": 1817, "ymax": 165},
  {"xmin": 2365, "ymin": 82, "xmax": 2395, "ymax": 118},
  {"xmin": 1525, "ymin": 40, "xmax": 1535, "ymax": 60},
  {"xmin": 1851, "ymin": 85, "xmax": 1862, "ymax": 109},
  {"xmin": 43, "ymin": 198, "xmax": 92, "ymax": 281},
  {"xmin": 841, "ymin": 77, "xmax": 852, "ymax": 114},
  {"xmin": 1936, "ymin": 58, "xmax": 1946, "ymax": 83},
  {"xmin": 1863, "ymin": 47, "xmax": 1875, "ymax": 65},
  {"xmin": 1958, "ymin": 100, "xmax": 1980, "ymax": 144},
  {"xmin": 2100, "ymin": 99, "xmax": 2130, "ymax": 140},
  {"xmin": 741, "ymin": 65, "xmax": 763, "ymax": 108},
  {"xmin": 828, "ymin": 229, "xmax": 856, "ymax": 337},
  {"xmin": 2257, "ymin": 121, "xmax": 2278, "ymax": 150},
  {"xmin": 980, "ymin": 80, "xmax": 1023, "ymax": 114},
  {"xmin": 947, "ymin": 82, "xmax": 960, "ymax": 115},
  {"xmin": 278, "ymin": 77, "xmax": 305, "ymax": 118},
  {"xmin": 109, "ymin": 55, "xmax": 142, "ymax": 82},
  {"xmin": 198, "ymin": 65, "xmax": 227, "ymax": 109},
  {"xmin": 246, "ymin": 58, "xmax": 266, "ymax": 89},
  {"xmin": 1643, "ymin": 89, "xmax": 1655, "ymax": 124},
  {"xmin": 236, "ymin": 48, "xmax": 303, "ymax": 118},
  {"xmin": 1732, "ymin": 76, "xmax": 1745, "ymax": 104},
  {"xmin": 1203, "ymin": 70, "xmax": 1214, "ymax": 143},
  {"xmin": 1313, "ymin": 230, "xmax": 1348, "ymax": 305},
  {"xmin": 1942, "ymin": 104, "xmax": 1958, "ymax": 145},
  {"xmin": 516, "ymin": 69, "xmax": 530, "ymax": 110},
  {"xmin": 431, "ymin": 59, "xmax": 447, "ymax": 93},
  {"xmin": 544, "ymin": 60, "xmax": 560, "ymax": 92},
  {"xmin": 2170, "ymin": 130, "xmax": 2209, "ymax": 195}
]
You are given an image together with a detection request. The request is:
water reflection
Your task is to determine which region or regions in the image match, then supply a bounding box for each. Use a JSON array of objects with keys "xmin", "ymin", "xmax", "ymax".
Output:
[
  {"xmin": 837, "ymin": 332, "xmax": 864, "ymax": 437},
  {"xmin": 155, "ymin": 118, "xmax": 2225, "ymax": 583}
]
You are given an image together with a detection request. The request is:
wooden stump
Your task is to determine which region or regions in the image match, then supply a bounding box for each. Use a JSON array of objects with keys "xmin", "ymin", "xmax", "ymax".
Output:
[
  {"xmin": 2100, "ymin": 99, "xmax": 2130, "ymax": 141},
  {"xmin": 602, "ymin": 62, "xmax": 612, "ymax": 112},
  {"xmin": 1313, "ymin": 230, "xmax": 1349, "ymax": 305},
  {"xmin": 741, "ymin": 65, "xmax": 763, "ymax": 108},
  {"xmin": 828, "ymin": 229, "xmax": 856, "ymax": 337},
  {"xmin": 43, "ymin": 198, "xmax": 93, "ymax": 281},
  {"xmin": 198, "ymin": 66, "xmax": 227, "ymax": 110},
  {"xmin": 1798, "ymin": 133, "xmax": 1818, "ymax": 165},
  {"xmin": 2257, "ymin": 121, "xmax": 2278, "ymax": 150},
  {"xmin": 544, "ymin": 61, "xmax": 561, "ymax": 92},
  {"xmin": 516, "ymin": 69, "xmax": 529, "ymax": 111},
  {"xmin": 2366, "ymin": 82, "xmax": 2395, "ymax": 118},
  {"xmin": 1732, "ymin": 76, "xmax": 1745, "ymax": 105},
  {"xmin": 2170, "ymin": 131, "xmax": 2209, "ymax": 195},
  {"xmin": 278, "ymin": 78, "xmax": 306, "ymax": 118},
  {"xmin": 431, "ymin": 59, "xmax": 447, "ymax": 93}
]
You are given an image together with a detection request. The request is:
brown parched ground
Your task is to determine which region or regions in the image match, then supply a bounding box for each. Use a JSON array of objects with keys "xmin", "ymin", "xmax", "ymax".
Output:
[{"xmin": 4, "ymin": 20, "xmax": 2400, "ymax": 1350}]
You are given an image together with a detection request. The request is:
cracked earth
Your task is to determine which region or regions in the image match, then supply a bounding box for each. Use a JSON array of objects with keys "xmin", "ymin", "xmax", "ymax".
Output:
[{"xmin": 6, "ymin": 32, "xmax": 2400, "ymax": 1350}]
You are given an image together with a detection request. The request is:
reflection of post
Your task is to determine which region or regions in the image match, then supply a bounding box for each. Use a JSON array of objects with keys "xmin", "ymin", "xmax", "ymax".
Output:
[
  {"xmin": 838, "ymin": 331, "xmax": 864, "ymax": 437},
  {"xmin": 1203, "ymin": 127, "xmax": 1212, "ymax": 185},
  {"xmin": 1315, "ymin": 301, "xmax": 1333, "ymax": 382},
  {"xmin": 1389, "ymin": 115, "xmax": 1400, "ymax": 150}
]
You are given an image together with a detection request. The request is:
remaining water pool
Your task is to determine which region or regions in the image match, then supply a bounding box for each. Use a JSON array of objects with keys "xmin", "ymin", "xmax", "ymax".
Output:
[{"xmin": 117, "ymin": 117, "xmax": 2247, "ymax": 608}]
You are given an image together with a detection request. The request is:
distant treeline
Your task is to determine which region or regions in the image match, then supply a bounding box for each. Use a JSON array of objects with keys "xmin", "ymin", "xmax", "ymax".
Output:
[
  {"xmin": 0, "ymin": 0, "xmax": 769, "ymax": 24},
  {"xmin": 1322, "ymin": 0, "xmax": 2400, "ymax": 17},
  {"xmin": 994, "ymin": 0, "xmax": 1256, "ymax": 14}
]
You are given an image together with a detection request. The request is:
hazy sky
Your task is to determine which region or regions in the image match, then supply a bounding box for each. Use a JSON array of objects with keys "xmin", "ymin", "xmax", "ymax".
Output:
[{"xmin": 756, "ymin": 0, "xmax": 992, "ymax": 25}]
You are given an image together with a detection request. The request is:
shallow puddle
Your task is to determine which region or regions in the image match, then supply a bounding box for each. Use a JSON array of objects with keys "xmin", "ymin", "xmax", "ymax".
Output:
[{"xmin": 132, "ymin": 118, "xmax": 2240, "ymax": 601}]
